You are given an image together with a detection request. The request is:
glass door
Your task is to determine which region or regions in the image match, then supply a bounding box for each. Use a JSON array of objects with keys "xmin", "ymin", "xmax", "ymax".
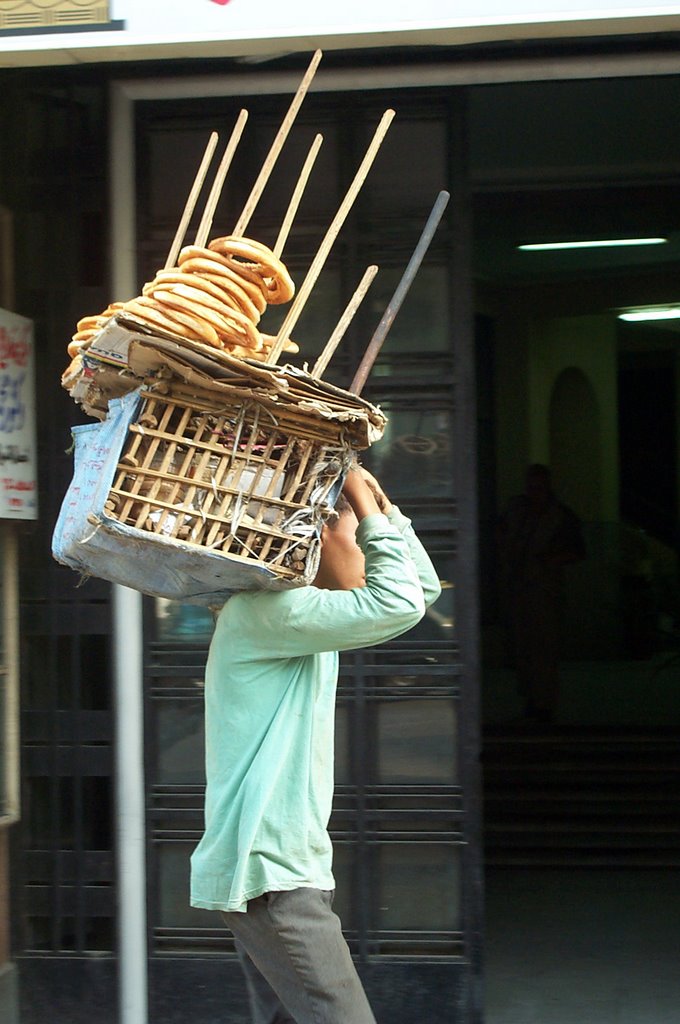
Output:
[{"xmin": 137, "ymin": 83, "xmax": 482, "ymax": 1024}]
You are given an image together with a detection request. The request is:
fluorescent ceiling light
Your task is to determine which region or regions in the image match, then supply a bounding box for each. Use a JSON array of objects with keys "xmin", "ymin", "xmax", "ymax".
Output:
[
  {"xmin": 518, "ymin": 237, "xmax": 667, "ymax": 251},
  {"xmin": 618, "ymin": 306, "xmax": 680, "ymax": 322}
]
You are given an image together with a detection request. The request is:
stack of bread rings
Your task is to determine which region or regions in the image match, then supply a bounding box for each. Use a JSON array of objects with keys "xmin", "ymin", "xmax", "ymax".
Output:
[
  {"xmin": 67, "ymin": 302, "xmax": 125, "ymax": 360},
  {"xmin": 64, "ymin": 235, "xmax": 299, "ymax": 384},
  {"xmin": 62, "ymin": 301, "xmax": 125, "ymax": 391},
  {"xmin": 124, "ymin": 234, "xmax": 297, "ymax": 359}
]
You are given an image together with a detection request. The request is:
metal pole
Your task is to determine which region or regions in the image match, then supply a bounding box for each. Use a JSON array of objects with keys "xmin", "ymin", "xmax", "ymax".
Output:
[
  {"xmin": 349, "ymin": 189, "xmax": 450, "ymax": 395},
  {"xmin": 110, "ymin": 82, "xmax": 149, "ymax": 1024},
  {"xmin": 113, "ymin": 585, "xmax": 147, "ymax": 1024}
]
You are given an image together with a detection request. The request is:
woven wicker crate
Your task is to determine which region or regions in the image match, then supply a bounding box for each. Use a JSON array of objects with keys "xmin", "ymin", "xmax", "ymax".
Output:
[{"xmin": 105, "ymin": 385, "xmax": 353, "ymax": 584}]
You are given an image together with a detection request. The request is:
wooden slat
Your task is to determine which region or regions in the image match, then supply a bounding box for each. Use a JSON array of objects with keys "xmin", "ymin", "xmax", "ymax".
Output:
[
  {"xmin": 268, "ymin": 109, "xmax": 395, "ymax": 366},
  {"xmin": 232, "ymin": 49, "xmax": 322, "ymax": 237}
]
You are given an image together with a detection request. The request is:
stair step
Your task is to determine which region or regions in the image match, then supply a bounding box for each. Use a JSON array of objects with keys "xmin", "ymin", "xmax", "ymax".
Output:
[
  {"xmin": 485, "ymin": 851, "xmax": 680, "ymax": 868},
  {"xmin": 485, "ymin": 798, "xmax": 675, "ymax": 815},
  {"xmin": 482, "ymin": 729, "xmax": 680, "ymax": 866},
  {"xmin": 483, "ymin": 819, "xmax": 680, "ymax": 835}
]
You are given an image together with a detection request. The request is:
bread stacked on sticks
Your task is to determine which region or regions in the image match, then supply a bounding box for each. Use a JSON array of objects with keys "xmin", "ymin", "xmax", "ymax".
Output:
[
  {"xmin": 66, "ymin": 236, "xmax": 298, "ymax": 371},
  {"xmin": 62, "ymin": 50, "xmax": 397, "ymax": 401}
]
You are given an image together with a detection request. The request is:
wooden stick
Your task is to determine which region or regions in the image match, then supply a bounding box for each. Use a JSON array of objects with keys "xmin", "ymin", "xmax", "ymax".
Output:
[
  {"xmin": 350, "ymin": 189, "xmax": 450, "ymax": 395},
  {"xmin": 195, "ymin": 109, "xmax": 249, "ymax": 248},
  {"xmin": 164, "ymin": 132, "xmax": 219, "ymax": 269},
  {"xmin": 232, "ymin": 48, "xmax": 323, "ymax": 238},
  {"xmin": 311, "ymin": 265, "xmax": 378, "ymax": 379},
  {"xmin": 268, "ymin": 108, "xmax": 395, "ymax": 366},
  {"xmin": 274, "ymin": 133, "xmax": 323, "ymax": 258}
]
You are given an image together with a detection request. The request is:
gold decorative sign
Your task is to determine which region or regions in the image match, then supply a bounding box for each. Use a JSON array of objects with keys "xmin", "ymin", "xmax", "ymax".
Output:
[{"xmin": 0, "ymin": 0, "xmax": 110, "ymax": 31}]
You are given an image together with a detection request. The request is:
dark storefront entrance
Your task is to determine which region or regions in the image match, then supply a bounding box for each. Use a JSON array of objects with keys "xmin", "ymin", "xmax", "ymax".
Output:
[
  {"xmin": 133, "ymin": 85, "xmax": 482, "ymax": 1022},
  {"xmin": 3, "ymin": 48, "xmax": 679, "ymax": 1024}
]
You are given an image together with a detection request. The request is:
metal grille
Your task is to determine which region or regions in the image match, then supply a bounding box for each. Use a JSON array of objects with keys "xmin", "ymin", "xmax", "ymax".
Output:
[
  {"xmin": 135, "ymin": 86, "xmax": 482, "ymax": 1023},
  {"xmin": 5, "ymin": 77, "xmax": 117, "ymax": 962}
]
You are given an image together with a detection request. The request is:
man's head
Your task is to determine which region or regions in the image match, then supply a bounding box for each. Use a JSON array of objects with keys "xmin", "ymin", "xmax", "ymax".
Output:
[{"xmin": 312, "ymin": 496, "xmax": 366, "ymax": 591}]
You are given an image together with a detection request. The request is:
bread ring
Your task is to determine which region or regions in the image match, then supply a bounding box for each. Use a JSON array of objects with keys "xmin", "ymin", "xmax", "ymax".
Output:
[
  {"xmin": 76, "ymin": 315, "xmax": 105, "ymax": 332},
  {"xmin": 193, "ymin": 270, "xmax": 267, "ymax": 316},
  {"xmin": 121, "ymin": 298, "xmax": 192, "ymax": 337},
  {"xmin": 176, "ymin": 252, "xmax": 268, "ymax": 311},
  {"xmin": 142, "ymin": 297, "xmax": 222, "ymax": 348},
  {"xmin": 180, "ymin": 243, "xmax": 268, "ymax": 293},
  {"xmin": 61, "ymin": 352, "xmax": 83, "ymax": 388},
  {"xmin": 224, "ymin": 343, "xmax": 261, "ymax": 360},
  {"xmin": 208, "ymin": 235, "xmax": 280, "ymax": 273},
  {"xmin": 67, "ymin": 334, "xmax": 95, "ymax": 358},
  {"xmin": 149, "ymin": 281, "xmax": 239, "ymax": 319},
  {"xmin": 123, "ymin": 297, "xmax": 220, "ymax": 347},
  {"xmin": 151, "ymin": 288, "xmax": 262, "ymax": 350},
  {"xmin": 178, "ymin": 244, "xmax": 232, "ymax": 269},
  {"xmin": 208, "ymin": 235, "xmax": 295, "ymax": 304},
  {"xmin": 146, "ymin": 269, "xmax": 262, "ymax": 323},
  {"xmin": 260, "ymin": 334, "xmax": 300, "ymax": 354},
  {"xmin": 177, "ymin": 244, "xmax": 263, "ymax": 288}
]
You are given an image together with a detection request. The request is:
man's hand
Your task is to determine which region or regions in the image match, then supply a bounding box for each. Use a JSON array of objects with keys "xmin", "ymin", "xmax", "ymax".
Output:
[
  {"xmin": 357, "ymin": 467, "xmax": 393, "ymax": 515},
  {"xmin": 341, "ymin": 466, "xmax": 382, "ymax": 521}
]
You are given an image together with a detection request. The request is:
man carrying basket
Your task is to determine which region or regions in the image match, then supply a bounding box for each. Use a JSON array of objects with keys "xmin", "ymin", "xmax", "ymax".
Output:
[{"xmin": 191, "ymin": 466, "xmax": 441, "ymax": 1024}]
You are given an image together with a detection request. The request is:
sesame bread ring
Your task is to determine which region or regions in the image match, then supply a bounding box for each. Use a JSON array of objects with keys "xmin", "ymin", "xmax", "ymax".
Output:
[
  {"xmin": 146, "ymin": 269, "xmax": 262, "ymax": 323},
  {"xmin": 143, "ymin": 297, "xmax": 222, "ymax": 348},
  {"xmin": 191, "ymin": 269, "xmax": 268, "ymax": 316},
  {"xmin": 182, "ymin": 243, "xmax": 268, "ymax": 293},
  {"xmin": 76, "ymin": 314, "xmax": 105, "ymax": 332},
  {"xmin": 149, "ymin": 281, "xmax": 238, "ymax": 318},
  {"xmin": 260, "ymin": 333, "xmax": 300, "ymax": 354},
  {"xmin": 152, "ymin": 288, "xmax": 262, "ymax": 350},
  {"xmin": 224, "ymin": 343, "xmax": 262, "ymax": 360},
  {"xmin": 208, "ymin": 235, "xmax": 295, "ymax": 304},
  {"xmin": 67, "ymin": 333, "xmax": 95, "ymax": 358},
  {"xmin": 178, "ymin": 244, "xmax": 232, "ymax": 268},
  {"xmin": 61, "ymin": 352, "xmax": 83, "ymax": 389},
  {"xmin": 103, "ymin": 301, "xmax": 125, "ymax": 314},
  {"xmin": 123, "ymin": 297, "xmax": 221, "ymax": 348},
  {"xmin": 121, "ymin": 298, "xmax": 195, "ymax": 338},
  {"xmin": 176, "ymin": 251, "xmax": 268, "ymax": 311},
  {"xmin": 177, "ymin": 244, "xmax": 263, "ymax": 290}
]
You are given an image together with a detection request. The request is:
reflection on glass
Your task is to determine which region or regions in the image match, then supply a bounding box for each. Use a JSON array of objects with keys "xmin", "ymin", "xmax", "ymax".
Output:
[
  {"xmin": 375, "ymin": 699, "xmax": 457, "ymax": 784},
  {"xmin": 375, "ymin": 844, "xmax": 460, "ymax": 931},
  {"xmin": 261, "ymin": 267, "xmax": 344, "ymax": 364},
  {"xmin": 150, "ymin": 129, "xmax": 221, "ymax": 221},
  {"xmin": 158, "ymin": 843, "xmax": 219, "ymax": 929},
  {"xmin": 363, "ymin": 120, "xmax": 447, "ymax": 210},
  {"xmin": 155, "ymin": 599, "xmax": 216, "ymax": 641},
  {"xmin": 368, "ymin": 407, "xmax": 452, "ymax": 499},
  {"xmin": 156, "ymin": 698, "xmax": 205, "ymax": 786},
  {"xmin": 254, "ymin": 122, "xmax": 340, "ymax": 219},
  {"xmin": 364, "ymin": 265, "xmax": 450, "ymax": 355}
]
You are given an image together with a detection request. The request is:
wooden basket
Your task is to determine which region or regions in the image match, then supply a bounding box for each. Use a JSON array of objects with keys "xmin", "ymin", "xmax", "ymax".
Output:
[{"xmin": 106, "ymin": 385, "xmax": 353, "ymax": 583}]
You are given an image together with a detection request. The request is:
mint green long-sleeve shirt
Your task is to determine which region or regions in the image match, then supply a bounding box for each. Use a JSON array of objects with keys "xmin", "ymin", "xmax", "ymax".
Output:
[{"xmin": 190, "ymin": 507, "xmax": 441, "ymax": 912}]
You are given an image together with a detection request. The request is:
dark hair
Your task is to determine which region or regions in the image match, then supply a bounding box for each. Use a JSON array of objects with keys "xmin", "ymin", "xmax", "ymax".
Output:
[{"xmin": 325, "ymin": 493, "xmax": 352, "ymax": 529}]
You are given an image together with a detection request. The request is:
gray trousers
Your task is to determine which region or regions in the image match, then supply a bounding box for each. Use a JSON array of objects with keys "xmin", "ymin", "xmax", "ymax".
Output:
[{"xmin": 222, "ymin": 888, "xmax": 376, "ymax": 1024}]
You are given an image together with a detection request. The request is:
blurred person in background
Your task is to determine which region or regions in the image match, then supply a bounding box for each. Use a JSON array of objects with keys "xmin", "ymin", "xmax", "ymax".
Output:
[{"xmin": 497, "ymin": 464, "xmax": 586, "ymax": 723}]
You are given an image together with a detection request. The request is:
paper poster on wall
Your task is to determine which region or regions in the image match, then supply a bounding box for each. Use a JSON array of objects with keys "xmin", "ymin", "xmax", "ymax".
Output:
[{"xmin": 0, "ymin": 308, "xmax": 37, "ymax": 521}]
